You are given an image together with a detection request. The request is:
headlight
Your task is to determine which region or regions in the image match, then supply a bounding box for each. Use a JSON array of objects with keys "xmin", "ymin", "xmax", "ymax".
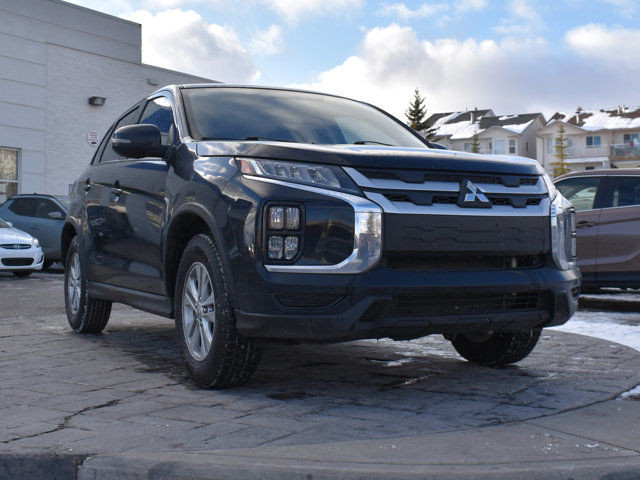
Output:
[
  {"xmin": 550, "ymin": 193, "xmax": 576, "ymax": 270},
  {"xmin": 33, "ymin": 238, "xmax": 40, "ymax": 247},
  {"xmin": 236, "ymin": 158, "xmax": 359, "ymax": 193}
]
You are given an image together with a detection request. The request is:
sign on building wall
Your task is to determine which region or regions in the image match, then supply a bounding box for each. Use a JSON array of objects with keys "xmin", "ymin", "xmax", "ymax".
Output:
[{"xmin": 87, "ymin": 131, "xmax": 100, "ymax": 147}]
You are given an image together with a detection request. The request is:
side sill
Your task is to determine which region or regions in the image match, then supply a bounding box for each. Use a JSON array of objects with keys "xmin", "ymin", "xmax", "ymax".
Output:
[{"xmin": 88, "ymin": 282, "xmax": 174, "ymax": 318}]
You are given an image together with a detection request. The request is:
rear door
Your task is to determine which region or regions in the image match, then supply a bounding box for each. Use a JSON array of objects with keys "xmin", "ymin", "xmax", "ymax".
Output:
[
  {"xmin": 555, "ymin": 176, "xmax": 603, "ymax": 276},
  {"xmin": 106, "ymin": 95, "xmax": 174, "ymax": 294},
  {"xmin": 595, "ymin": 175, "xmax": 640, "ymax": 283},
  {"xmin": 31, "ymin": 198, "xmax": 65, "ymax": 258}
]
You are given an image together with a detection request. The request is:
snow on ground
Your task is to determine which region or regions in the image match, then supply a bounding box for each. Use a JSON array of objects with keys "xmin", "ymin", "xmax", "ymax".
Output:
[{"xmin": 552, "ymin": 309, "xmax": 640, "ymax": 352}]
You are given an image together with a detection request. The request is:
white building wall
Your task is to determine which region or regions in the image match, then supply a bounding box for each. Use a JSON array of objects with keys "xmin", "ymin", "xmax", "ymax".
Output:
[{"xmin": 0, "ymin": 0, "xmax": 215, "ymax": 198}]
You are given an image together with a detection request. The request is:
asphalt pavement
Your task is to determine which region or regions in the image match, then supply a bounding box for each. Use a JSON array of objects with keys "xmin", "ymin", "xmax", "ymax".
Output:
[{"xmin": 1, "ymin": 271, "xmax": 639, "ymax": 480}]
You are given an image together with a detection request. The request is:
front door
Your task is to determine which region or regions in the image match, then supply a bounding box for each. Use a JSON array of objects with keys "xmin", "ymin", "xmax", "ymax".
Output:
[
  {"xmin": 107, "ymin": 95, "xmax": 174, "ymax": 295},
  {"xmin": 555, "ymin": 176, "xmax": 602, "ymax": 279}
]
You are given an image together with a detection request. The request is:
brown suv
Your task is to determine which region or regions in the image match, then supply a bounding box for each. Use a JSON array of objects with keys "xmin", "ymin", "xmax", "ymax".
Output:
[{"xmin": 555, "ymin": 169, "xmax": 640, "ymax": 289}]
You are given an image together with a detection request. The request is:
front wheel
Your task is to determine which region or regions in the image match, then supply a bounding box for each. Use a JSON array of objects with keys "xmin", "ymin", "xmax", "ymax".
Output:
[
  {"xmin": 175, "ymin": 234, "xmax": 261, "ymax": 389},
  {"xmin": 64, "ymin": 237, "xmax": 112, "ymax": 333},
  {"xmin": 450, "ymin": 329, "xmax": 541, "ymax": 366}
]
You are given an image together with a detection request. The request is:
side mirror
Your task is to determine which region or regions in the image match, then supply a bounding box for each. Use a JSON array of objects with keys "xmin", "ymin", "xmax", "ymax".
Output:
[
  {"xmin": 112, "ymin": 124, "xmax": 168, "ymax": 159},
  {"xmin": 48, "ymin": 211, "xmax": 64, "ymax": 220}
]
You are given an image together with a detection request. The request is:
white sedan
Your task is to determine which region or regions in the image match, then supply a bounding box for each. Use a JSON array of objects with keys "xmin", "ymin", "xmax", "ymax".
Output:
[{"xmin": 0, "ymin": 218, "xmax": 44, "ymax": 277}]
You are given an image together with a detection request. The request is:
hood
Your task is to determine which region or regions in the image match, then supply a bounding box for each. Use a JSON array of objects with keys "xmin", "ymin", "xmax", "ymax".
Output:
[
  {"xmin": 0, "ymin": 227, "xmax": 35, "ymax": 244},
  {"xmin": 196, "ymin": 141, "xmax": 544, "ymax": 176}
]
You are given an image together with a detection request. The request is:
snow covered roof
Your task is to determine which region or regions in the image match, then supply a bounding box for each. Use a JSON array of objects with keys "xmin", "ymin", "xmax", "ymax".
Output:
[
  {"xmin": 425, "ymin": 110, "xmax": 542, "ymax": 140},
  {"xmin": 548, "ymin": 106, "xmax": 640, "ymax": 132}
]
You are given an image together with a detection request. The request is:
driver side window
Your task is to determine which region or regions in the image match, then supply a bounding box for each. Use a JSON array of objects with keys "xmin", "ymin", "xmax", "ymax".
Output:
[{"xmin": 139, "ymin": 96, "xmax": 176, "ymax": 146}]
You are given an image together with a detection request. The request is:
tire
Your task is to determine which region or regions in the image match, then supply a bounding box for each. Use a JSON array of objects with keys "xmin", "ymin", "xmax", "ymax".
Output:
[
  {"xmin": 175, "ymin": 233, "xmax": 261, "ymax": 388},
  {"xmin": 64, "ymin": 236, "xmax": 112, "ymax": 333},
  {"xmin": 450, "ymin": 328, "xmax": 541, "ymax": 366},
  {"xmin": 13, "ymin": 270, "xmax": 32, "ymax": 278}
]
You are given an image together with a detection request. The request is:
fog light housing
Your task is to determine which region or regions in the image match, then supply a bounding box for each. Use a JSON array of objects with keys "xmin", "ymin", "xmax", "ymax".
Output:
[{"xmin": 264, "ymin": 204, "xmax": 303, "ymax": 264}]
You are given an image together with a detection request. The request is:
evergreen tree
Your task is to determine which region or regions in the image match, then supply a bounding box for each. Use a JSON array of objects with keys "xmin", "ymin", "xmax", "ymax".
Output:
[
  {"xmin": 551, "ymin": 124, "xmax": 571, "ymax": 177},
  {"xmin": 405, "ymin": 88, "xmax": 426, "ymax": 130},
  {"xmin": 405, "ymin": 88, "xmax": 437, "ymax": 140},
  {"xmin": 471, "ymin": 131, "xmax": 480, "ymax": 153}
]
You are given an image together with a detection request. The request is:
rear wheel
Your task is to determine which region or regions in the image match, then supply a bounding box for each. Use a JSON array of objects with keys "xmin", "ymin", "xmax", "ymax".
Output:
[
  {"xmin": 64, "ymin": 236, "xmax": 112, "ymax": 333},
  {"xmin": 450, "ymin": 328, "xmax": 541, "ymax": 366},
  {"xmin": 175, "ymin": 234, "xmax": 261, "ymax": 388}
]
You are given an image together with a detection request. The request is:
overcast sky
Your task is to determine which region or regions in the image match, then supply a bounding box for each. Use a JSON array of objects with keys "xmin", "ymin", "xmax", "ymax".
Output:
[{"xmin": 66, "ymin": 0, "xmax": 640, "ymax": 119}]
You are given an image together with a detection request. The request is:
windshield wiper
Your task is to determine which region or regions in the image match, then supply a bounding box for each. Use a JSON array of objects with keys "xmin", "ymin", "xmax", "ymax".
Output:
[{"xmin": 353, "ymin": 140, "xmax": 394, "ymax": 146}]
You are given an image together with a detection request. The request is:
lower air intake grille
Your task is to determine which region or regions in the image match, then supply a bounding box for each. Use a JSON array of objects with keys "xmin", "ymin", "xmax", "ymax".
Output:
[
  {"xmin": 387, "ymin": 255, "xmax": 545, "ymax": 271},
  {"xmin": 1, "ymin": 258, "xmax": 33, "ymax": 266},
  {"xmin": 394, "ymin": 291, "xmax": 545, "ymax": 317}
]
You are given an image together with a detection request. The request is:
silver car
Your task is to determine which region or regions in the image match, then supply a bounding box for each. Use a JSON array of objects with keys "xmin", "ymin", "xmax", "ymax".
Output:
[{"xmin": 0, "ymin": 217, "xmax": 44, "ymax": 277}]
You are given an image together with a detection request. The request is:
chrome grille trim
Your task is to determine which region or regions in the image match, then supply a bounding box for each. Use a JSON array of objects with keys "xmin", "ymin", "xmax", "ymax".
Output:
[
  {"xmin": 343, "ymin": 167, "xmax": 546, "ymax": 195},
  {"xmin": 365, "ymin": 192, "xmax": 551, "ymax": 216}
]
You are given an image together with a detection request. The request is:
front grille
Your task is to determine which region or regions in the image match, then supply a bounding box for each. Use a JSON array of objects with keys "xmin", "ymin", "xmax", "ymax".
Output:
[
  {"xmin": 382, "ymin": 192, "xmax": 546, "ymax": 209},
  {"xmin": 387, "ymin": 254, "xmax": 545, "ymax": 271},
  {"xmin": 0, "ymin": 244, "xmax": 30, "ymax": 250},
  {"xmin": 394, "ymin": 291, "xmax": 545, "ymax": 317},
  {"xmin": 1, "ymin": 258, "xmax": 33, "ymax": 266},
  {"xmin": 358, "ymin": 169, "xmax": 538, "ymax": 187}
]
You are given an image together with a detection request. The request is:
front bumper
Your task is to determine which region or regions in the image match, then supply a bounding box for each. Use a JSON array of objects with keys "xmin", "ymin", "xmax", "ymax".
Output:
[
  {"xmin": 0, "ymin": 246, "xmax": 44, "ymax": 271},
  {"xmin": 234, "ymin": 261, "xmax": 580, "ymax": 342}
]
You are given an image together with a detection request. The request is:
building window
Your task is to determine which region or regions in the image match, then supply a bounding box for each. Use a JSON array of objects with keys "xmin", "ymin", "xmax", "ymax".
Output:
[
  {"xmin": 464, "ymin": 143, "xmax": 473, "ymax": 152},
  {"xmin": 546, "ymin": 137, "xmax": 553, "ymax": 154},
  {"xmin": 0, "ymin": 148, "xmax": 18, "ymax": 204},
  {"xmin": 624, "ymin": 133, "xmax": 639, "ymax": 145},
  {"xmin": 586, "ymin": 136, "xmax": 601, "ymax": 148},
  {"xmin": 508, "ymin": 139, "xmax": 516, "ymax": 154},
  {"xmin": 526, "ymin": 141, "xmax": 529, "ymax": 152}
]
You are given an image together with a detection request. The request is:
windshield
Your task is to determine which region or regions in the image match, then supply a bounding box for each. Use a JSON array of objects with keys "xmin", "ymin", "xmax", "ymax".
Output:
[
  {"xmin": 0, "ymin": 218, "xmax": 8, "ymax": 228},
  {"xmin": 181, "ymin": 88, "xmax": 427, "ymax": 148}
]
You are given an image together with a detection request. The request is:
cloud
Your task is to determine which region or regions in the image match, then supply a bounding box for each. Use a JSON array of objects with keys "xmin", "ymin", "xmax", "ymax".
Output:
[
  {"xmin": 600, "ymin": 0, "xmax": 638, "ymax": 16},
  {"xmin": 251, "ymin": 25, "xmax": 284, "ymax": 55},
  {"xmin": 494, "ymin": 0, "xmax": 544, "ymax": 35},
  {"xmin": 121, "ymin": 9, "xmax": 258, "ymax": 83},
  {"xmin": 259, "ymin": 0, "xmax": 364, "ymax": 24},
  {"xmin": 454, "ymin": 0, "xmax": 487, "ymax": 12},
  {"xmin": 290, "ymin": 23, "xmax": 640, "ymax": 120},
  {"xmin": 377, "ymin": 3, "xmax": 448, "ymax": 21},
  {"xmin": 566, "ymin": 24, "xmax": 640, "ymax": 62}
]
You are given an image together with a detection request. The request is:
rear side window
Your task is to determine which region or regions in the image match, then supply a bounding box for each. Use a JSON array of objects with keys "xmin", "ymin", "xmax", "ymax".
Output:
[
  {"xmin": 34, "ymin": 199, "xmax": 64, "ymax": 219},
  {"xmin": 607, "ymin": 176, "xmax": 640, "ymax": 208},
  {"xmin": 8, "ymin": 198, "xmax": 38, "ymax": 217},
  {"xmin": 99, "ymin": 107, "xmax": 141, "ymax": 163},
  {"xmin": 139, "ymin": 97, "xmax": 175, "ymax": 145},
  {"xmin": 555, "ymin": 177, "xmax": 600, "ymax": 212}
]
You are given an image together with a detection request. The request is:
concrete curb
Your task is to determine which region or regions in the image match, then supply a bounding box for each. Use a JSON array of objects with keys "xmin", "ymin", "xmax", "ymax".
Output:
[{"xmin": 0, "ymin": 453, "xmax": 87, "ymax": 480}]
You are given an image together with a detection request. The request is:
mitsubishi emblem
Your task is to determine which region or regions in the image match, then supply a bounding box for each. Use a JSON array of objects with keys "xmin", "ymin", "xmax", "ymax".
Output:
[{"xmin": 458, "ymin": 180, "xmax": 491, "ymax": 208}]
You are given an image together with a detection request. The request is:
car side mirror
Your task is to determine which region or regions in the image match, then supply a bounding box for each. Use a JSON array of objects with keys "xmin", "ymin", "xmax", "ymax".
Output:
[
  {"xmin": 48, "ymin": 211, "xmax": 64, "ymax": 220},
  {"xmin": 112, "ymin": 124, "xmax": 168, "ymax": 159}
]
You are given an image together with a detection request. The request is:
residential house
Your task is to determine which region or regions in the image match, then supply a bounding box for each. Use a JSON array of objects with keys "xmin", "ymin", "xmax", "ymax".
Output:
[
  {"xmin": 425, "ymin": 110, "xmax": 545, "ymax": 160},
  {"xmin": 536, "ymin": 106, "xmax": 640, "ymax": 175}
]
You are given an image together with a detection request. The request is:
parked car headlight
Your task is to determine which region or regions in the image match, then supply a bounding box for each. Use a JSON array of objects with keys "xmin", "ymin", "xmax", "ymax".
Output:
[
  {"xmin": 33, "ymin": 238, "xmax": 40, "ymax": 247},
  {"xmin": 236, "ymin": 158, "xmax": 359, "ymax": 193},
  {"xmin": 550, "ymin": 193, "xmax": 576, "ymax": 270}
]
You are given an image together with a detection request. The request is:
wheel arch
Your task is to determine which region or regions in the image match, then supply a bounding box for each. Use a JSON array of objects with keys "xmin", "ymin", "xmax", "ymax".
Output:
[
  {"xmin": 164, "ymin": 203, "xmax": 236, "ymax": 313},
  {"xmin": 61, "ymin": 221, "xmax": 79, "ymax": 264}
]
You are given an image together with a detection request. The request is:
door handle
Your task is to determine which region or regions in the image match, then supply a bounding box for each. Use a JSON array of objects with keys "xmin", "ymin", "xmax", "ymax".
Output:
[
  {"xmin": 31, "ymin": 226, "xmax": 39, "ymax": 230},
  {"xmin": 577, "ymin": 221, "xmax": 596, "ymax": 228},
  {"xmin": 111, "ymin": 187, "xmax": 123, "ymax": 196},
  {"xmin": 83, "ymin": 182, "xmax": 91, "ymax": 192}
]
